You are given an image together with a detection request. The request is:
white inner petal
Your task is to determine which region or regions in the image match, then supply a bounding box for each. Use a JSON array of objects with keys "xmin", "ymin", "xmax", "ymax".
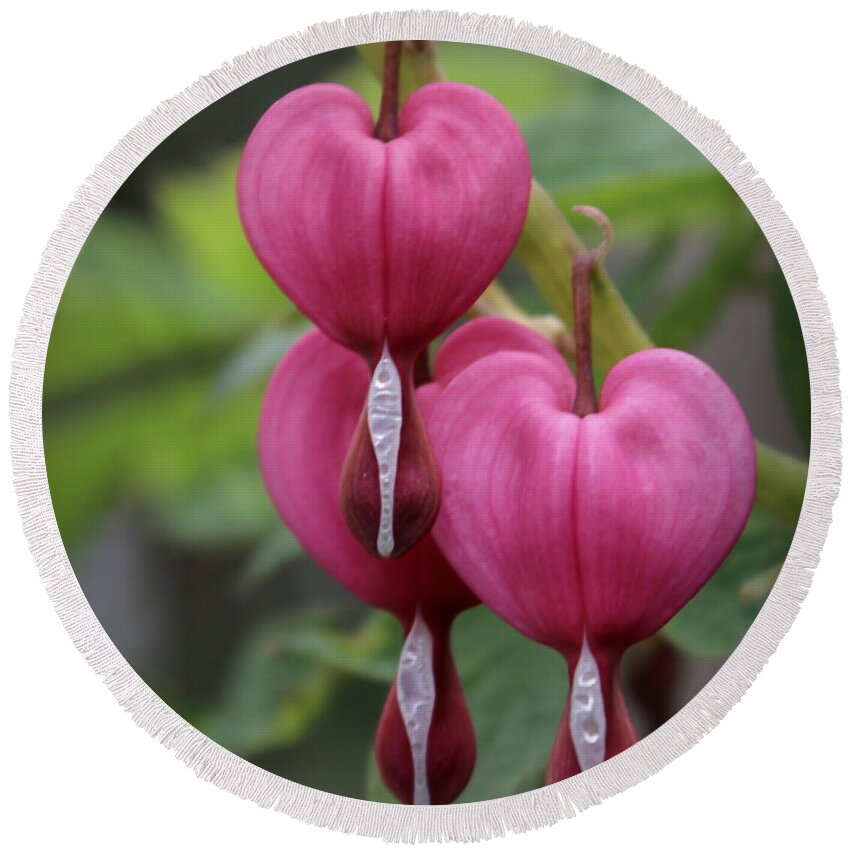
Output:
[
  {"xmin": 396, "ymin": 610, "xmax": 436, "ymax": 805},
  {"xmin": 367, "ymin": 342, "xmax": 403, "ymax": 557},
  {"xmin": 569, "ymin": 634, "xmax": 607, "ymax": 772}
]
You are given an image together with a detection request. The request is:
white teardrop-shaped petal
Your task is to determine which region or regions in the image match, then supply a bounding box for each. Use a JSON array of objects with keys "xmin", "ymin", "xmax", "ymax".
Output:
[
  {"xmin": 367, "ymin": 342, "xmax": 403, "ymax": 557},
  {"xmin": 569, "ymin": 635, "xmax": 606, "ymax": 772},
  {"xmin": 396, "ymin": 610, "xmax": 436, "ymax": 805}
]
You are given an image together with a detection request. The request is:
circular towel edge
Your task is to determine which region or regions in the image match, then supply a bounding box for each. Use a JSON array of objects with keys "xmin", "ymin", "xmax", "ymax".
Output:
[{"xmin": 8, "ymin": 9, "xmax": 842, "ymax": 843}]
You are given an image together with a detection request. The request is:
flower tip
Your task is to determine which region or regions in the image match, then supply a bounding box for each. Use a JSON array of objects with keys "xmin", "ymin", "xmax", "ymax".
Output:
[
  {"xmin": 375, "ymin": 639, "xmax": 476, "ymax": 804},
  {"xmin": 571, "ymin": 205, "xmax": 614, "ymax": 263},
  {"xmin": 340, "ymin": 406, "xmax": 441, "ymax": 559}
]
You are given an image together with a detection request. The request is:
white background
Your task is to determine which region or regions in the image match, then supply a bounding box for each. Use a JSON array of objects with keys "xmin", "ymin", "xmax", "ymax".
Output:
[{"xmin": 1, "ymin": 1, "xmax": 847, "ymax": 847}]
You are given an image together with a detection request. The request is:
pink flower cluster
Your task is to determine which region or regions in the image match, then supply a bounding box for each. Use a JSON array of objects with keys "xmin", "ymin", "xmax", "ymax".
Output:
[{"xmin": 238, "ymin": 78, "xmax": 756, "ymax": 804}]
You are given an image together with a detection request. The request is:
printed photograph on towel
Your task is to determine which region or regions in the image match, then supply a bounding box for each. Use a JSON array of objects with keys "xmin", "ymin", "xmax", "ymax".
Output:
[{"xmin": 43, "ymin": 41, "xmax": 809, "ymax": 804}]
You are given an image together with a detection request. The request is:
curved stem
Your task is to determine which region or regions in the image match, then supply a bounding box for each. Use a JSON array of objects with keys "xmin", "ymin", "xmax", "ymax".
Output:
[
  {"xmin": 358, "ymin": 41, "xmax": 444, "ymax": 105},
  {"xmin": 571, "ymin": 206, "xmax": 613, "ymax": 417},
  {"xmin": 571, "ymin": 251, "xmax": 598, "ymax": 417}
]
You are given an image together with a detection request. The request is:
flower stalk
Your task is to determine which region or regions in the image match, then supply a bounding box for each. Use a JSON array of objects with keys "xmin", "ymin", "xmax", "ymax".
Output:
[
  {"xmin": 358, "ymin": 41, "xmax": 445, "ymax": 107},
  {"xmin": 570, "ymin": 206, "xmax": 613, "ymax": 417},
  {"xmin": 374, "ymin": 41, "xmax": 403, "ymax": 141}
]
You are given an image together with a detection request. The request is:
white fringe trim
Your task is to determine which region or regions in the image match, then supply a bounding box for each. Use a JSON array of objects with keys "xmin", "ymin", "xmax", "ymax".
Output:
[{"xmin": 8, "ymin": 9, "xmax": 841, "ymax": 843}]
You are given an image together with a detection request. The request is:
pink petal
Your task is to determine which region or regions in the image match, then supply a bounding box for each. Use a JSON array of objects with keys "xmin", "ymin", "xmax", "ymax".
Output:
[
  {"xmin": 385, "ymin": 84, "xmax": 532, "ymax": 355},
  {"xmin": 375, "ymin": 615, "xmax": 476, "ymax": 805},
  {"xmin": 425, "ymin": 348, "xmax": 584, "ymax": 651},
  {"xmin": 577, "ymin": 348, "xmax": 756, "ymax": 645},
  {"xmin": 427, "ymin": 336, "xmax": 754, "ymax": 779},
  {"xmin": 340, "ymin": 351, "xmax": 442, "ymax": 559},
  {"xmin": 546, "ymin": 652, "xmax": 637, "ymax": 783},
  {"xmin": 238, "ymin": 84, "xmax": 386, "ymax": 356},
  {"xmin": 431, "ymin": 316, "xmax": 566, "ymax": 387}
]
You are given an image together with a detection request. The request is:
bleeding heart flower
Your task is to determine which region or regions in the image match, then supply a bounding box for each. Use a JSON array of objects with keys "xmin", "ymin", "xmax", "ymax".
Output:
[
  {"xmin": 238, "ymin": 77, "xmax": 531, "ymax": 558},
  {"xmin": 425, "ymin": 213, "xmax": 757, "ymax": 782},
  {"xmin": 259, "ymin": 328, "xmax": 476, "ymax": 805}
]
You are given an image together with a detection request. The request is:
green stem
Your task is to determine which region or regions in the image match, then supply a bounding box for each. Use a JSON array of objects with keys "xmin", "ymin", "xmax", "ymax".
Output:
[
  {"xmin": 755, "ymin": 443, "xmax": 808, "ymax": 525},
  {"xmin": 354, "ymin": 42, "xmax": 809, "ymax": 526},
  {"xmin": 739, "ymin": 563, "xmax": 783, "ymax": 602}
]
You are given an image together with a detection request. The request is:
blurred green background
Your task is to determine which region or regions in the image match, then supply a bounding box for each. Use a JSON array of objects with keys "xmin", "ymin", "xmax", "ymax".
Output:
[{"xmin": 43, "ymin": 43, "xmax": 808, "ymax": 803}]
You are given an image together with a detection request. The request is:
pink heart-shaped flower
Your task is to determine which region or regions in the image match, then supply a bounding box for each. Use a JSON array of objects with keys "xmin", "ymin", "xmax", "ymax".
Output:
[
  {"xmin": 425, "ymin": 320, "xmax": 756, "ymax": 779},
  {"xmin": 259, "ymin": 329, "xmax": 476, "ymax": 804},
  {"xmin": 239, "ymin": 81, "xmax": 531, "ymax": 559},
  {"xmin": 238, "ymin": 82, "xmax": 531, "ymax": 360}
]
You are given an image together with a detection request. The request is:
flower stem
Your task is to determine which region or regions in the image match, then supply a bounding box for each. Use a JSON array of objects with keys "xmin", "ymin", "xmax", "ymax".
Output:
[
  {"xmin": 359, "ymin": 41, "xmax": 444, "ymax": 106},
  {"xmin": 571, "ymin": 251, "xmax": 598, "ymax": 416},
  {"xmin": 756, "ymin": 442, "xmax": 808, "ymax": 525},
  {"xmin": 570, "ymin": 207, "xmax": 612, "ymax": 416},
  {"xmin": 375, "ymin": 42, "xmax": 403, "ymax": 142}
]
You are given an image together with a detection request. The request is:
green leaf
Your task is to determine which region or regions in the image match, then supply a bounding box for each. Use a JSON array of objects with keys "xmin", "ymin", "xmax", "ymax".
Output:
[
  {"xmin": 153, "ymin": 150, "xmax": 291, "ymax": 313},
  {"xmin": 550, "ymin": 170, "xmax": 736, "ymax": 236},
  {"xmin": 651, "ymin": 220, "xmax": 758, "ymax": 350},
  {"xmin": 437, "ymin": 43, "xmax": 582, "ymax": 117},
  {"xmin": 202, "ymin": 611, "xmax": 400, "ymax": 756},
  {"xmin": 663, "ymin": 508, "xmax": 795, "ymax": 658},
  {"xmin": 756, "ymin": 442, "xmax": 807, "ymax": 526},
  {"xmin": 201, "ymin": 611, "xmax": 336, "ymax": 754},
  {"xmin": 44, "ymin": 215, "xmax": 250, "ymax": 402},
  {"xmin": 454, "ymin": 607, "xmax": 566, "ymax": 801},
  {"xmin": 156, "ymin": 462, "xmax": 277, "ymax": 548},
  {"xmin": 618, "ymin": 230, "xmax": 680, "ymax": 320},
  {"xmin": 208, "ymin": 321, "xmax": 310, "ymax": 408},
  {"xmin": 44, "ymin": 376, "xmax": 264, "ymax": 550},
  {"xmin": 234, "ymin": 524, "xmax": 303, "ymax": 595},
  {"xmin": 352, "ymin": 42, "xmax": 581, "ymax": 117},
  {"xmin": 44, "ymin": 164, "xmax": 300, "ymax": 549},
  {"xmin": 521, "ymin": 93, "xmax": 739, "ymax": 234},
  {"xmin": 285, "ymin": 610, "xmax": 401, "ymax": 684},
  {"xmin": 256, "ymin": 675, "xmax": 389, "ymax": 801},
  {"xmin": 45, "ymin": 378, "xmax": 198, "ymax": 548},
  {"xmin": 770, "ymin": 270, "xmax": 811, "ymax": 446},
  {"xmin": 527, "ymin": 101, "xmax": 705, "ymax": 187}
]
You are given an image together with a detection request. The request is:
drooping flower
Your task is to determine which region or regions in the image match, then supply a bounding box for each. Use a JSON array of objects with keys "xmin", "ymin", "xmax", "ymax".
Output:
[
  {"xmin": 239, "ymin": 78, "xmax": 531, "ymax": 558},
  {"xmin": 425, "ymin": 215, "xmax": 757, "ymax": 781},
  {"xmin": 259, "ymin": 329, "xmax": 475, "ymax": 804}
]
